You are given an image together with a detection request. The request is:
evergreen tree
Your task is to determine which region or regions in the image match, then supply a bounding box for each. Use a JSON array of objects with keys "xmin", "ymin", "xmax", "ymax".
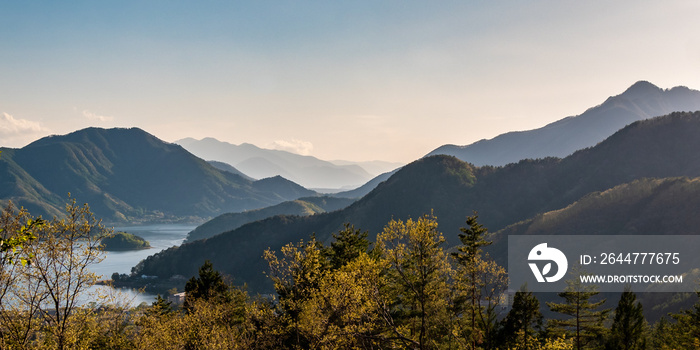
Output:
[
  {"xmin": 451, "ymin": 214, "xmax": 506, "ymax": 349},
  {"xmin": 547, "ymin": 270, "xmax": 610, "ymax": 350},
  {"xmin": 149, "ymin": 294, "xmax": 174, "ymax": 317},
  {"xmin": 500, "ymin": 284, "xmax": 544, "ymax": 349},
  {"xmin": 453, "ymin": 214, "xmax": 492, "ymax": 263},
  {"xmin": 606, "ymin": 287, "xmax": 646, "ymax": 350},
  {"xmin": 184, "ymin": 260, "xmax": 231, "ymax": 310},
  {"xmin": 660, "ymin": 291, "xmax": 700, "ymax": 347},
  {"xmin": 324, "ymin": 223, "xmax": 370, "ymax": 269}
]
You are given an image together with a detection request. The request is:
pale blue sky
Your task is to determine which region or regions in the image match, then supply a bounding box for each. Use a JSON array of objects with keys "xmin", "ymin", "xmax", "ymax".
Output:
[{"xmin": 1, "ymin": 1, "xmax": 699, "ymax": 162}]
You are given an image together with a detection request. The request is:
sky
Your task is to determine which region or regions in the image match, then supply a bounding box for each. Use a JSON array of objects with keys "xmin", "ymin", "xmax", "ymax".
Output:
[{"xmin": 1, "ymin": 1, "xmax": 699, "ymax": 163}]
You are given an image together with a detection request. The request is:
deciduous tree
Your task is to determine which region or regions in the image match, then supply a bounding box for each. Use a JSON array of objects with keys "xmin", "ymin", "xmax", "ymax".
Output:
[{"xmin": 376, "ymin": 214, "xmax": 453, "ymax": 349}]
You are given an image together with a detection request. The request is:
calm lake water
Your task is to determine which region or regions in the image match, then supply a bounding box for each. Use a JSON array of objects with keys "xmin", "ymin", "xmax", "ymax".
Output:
[{"xmin": 88, "ymin": 224, "xmax": 196, "ymax": 306}]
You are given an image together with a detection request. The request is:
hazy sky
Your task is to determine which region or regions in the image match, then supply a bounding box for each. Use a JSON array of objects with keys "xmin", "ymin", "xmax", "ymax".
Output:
[{"xmin": 1, "ymin": 1, "xmax": 699, "ymax": 163}]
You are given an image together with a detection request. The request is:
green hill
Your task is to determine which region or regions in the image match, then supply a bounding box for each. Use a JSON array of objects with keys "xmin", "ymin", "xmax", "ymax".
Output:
[
  {"xmin": 184, "ymin": 196, "xmax": 356, "ymax": 243},
  {"xmin": 495, "ymin": 177, "xmax": 700, "ymax": 237},
  {"xmin": 0, "ymin": 127, "xmax": 315, "ymax": 223},
  {"xmin": 101, "ymin": 231, "xmax": 151, "ymax": 251}
]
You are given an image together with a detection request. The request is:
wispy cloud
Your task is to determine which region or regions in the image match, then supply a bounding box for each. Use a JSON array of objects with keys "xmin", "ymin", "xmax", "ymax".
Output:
[
  {"xmin": 0, "ymin": 112, "xmax": 48, "ymax": 137},
  {"xmin": 271, "ymin": 139, "xmax": 314, "ymax": 156},
  {"xmin": 82, "ymin": 110, "xmax": 114, "ymax": 122}
]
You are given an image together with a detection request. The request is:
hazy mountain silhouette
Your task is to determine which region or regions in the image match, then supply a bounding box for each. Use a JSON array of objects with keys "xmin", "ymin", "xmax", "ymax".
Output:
[
  {"xmin": 331, "ymin": 168, "xmax": 399, "ymax": 199},
  {"xmin": 0, "ymin": 127, "xmax": 315, "ymax": 223},
  {"xmin": 133, "ymin": 111, "xmax": 700, "ymax": 292},
  {"xmin": 428, "ymin": 81, "xmax": 700, "ymax": 166},
  {"xmin": 176, "ymin": 137, "xmax": 374, "ymax": 189},
  {"xmin": 329, "ymin": 159, "xmax": 403, "ymax": 177}
]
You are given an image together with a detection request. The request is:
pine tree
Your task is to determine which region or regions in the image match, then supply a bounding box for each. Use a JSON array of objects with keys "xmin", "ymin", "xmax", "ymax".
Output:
[
  {"xmin": 606, "ymin": 287, "xmax": 646, "ymax": 350},
  {"xmin": 184, "ymin": 260, "xmax": 231, "ymax": 310},
  {"xmin": 150, "ymin": 294, "xmax": 174, "ymax": 316},
  {"xmin": 453, "ymin": 214, "xmax": 492, "ymax": 263},
  {"xmin": 500, "ymin": 284, "xmax": 543, "ymax": 349},
  {"xmin": 547, "ymin": 271, "xmax": 610, "ymax": 350},
  {"xmin": 324, "ymin": 223, "xmax": 370, "ymax": 269},
  {"xmin": 451, "ymin": 214, "xmax": 506, "ymax": 349}
]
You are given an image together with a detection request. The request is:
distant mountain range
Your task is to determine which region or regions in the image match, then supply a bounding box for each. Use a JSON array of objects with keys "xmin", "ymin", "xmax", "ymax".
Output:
[
  {"xmin": 132, "ymin": 111, "xmax": 700, "ymax": 292},
  {"xmin": 175, "ymin": 137, "xmax": 402, "ymax": 190},
  {"xmin": 428, "ymin": 81, "xmax": 700, "ymax": 166},
  {"xmin": 0, "ymin": 128, "xmax": 315, "ymax": 223}
]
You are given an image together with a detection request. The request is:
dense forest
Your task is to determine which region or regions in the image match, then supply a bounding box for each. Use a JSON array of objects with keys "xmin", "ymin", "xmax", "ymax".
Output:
[{"xmin": 2, "ymin": 200, "xmax": 700, "ymax": 349}]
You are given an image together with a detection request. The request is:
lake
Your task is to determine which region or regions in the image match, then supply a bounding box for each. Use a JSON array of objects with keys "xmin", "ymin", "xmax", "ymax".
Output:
[{"xmin": 88, "ymin": 224, "xmax": 196, "ymax": 306}]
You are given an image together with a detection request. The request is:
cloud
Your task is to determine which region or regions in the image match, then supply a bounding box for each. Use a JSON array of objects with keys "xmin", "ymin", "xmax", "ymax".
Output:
[
  {"xmin": 271, "ymin": 139, "xmax": 314, "ymax": 156},
  {"xmin": 0, "ymin": 112, "xmax": 48, "ymax": 137},
  {"xmin": 82, "ymin": 110, "xmax": 114, "ymax": 122}
]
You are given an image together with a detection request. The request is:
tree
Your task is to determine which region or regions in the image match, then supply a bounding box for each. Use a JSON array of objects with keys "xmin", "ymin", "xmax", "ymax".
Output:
[
  {"xmin": 150, "ymin": 294, "xmax": 174, "ymax": 317},
  {"xmin": 264, "ymin": 237, "xmax": 328, "ymax": 348},
  {"xmin": 184, "ymin": 260, "xmax": 232, "ymax": 310},
  {"xmin": 547, "ymin": 269, "xmax": 610, "ymax": 350},
  {"xmin": 25, "ymin": 199, "xmax": 108, "ymax": 350},
  {"xmin": 375, "ymin": 214, "xmax": 453, "ymax": 349},
  {"xmin": 607, "ymin": 287, "xmax": 646, "ymax": 350},
  {"xmin": 0, "ymin": 202, "xmax": 46, "ymax": 349},
  {"xmin": 0, "ymin": 199, "xmax": 109, "ymax": 349},
  {"xmin": 451, "ymin": 214, "xmax": 507, "ymax": 349},
  {"xmin": 654, "ymin": 291, "xmax": 700, "ymax": 348},
  {"xmin": 500, "ymin": 284, "xmax": 544, "ymax": 349},
  {"xmin": 296, "ymin": 252, "xmax": 385, "ymax": 348},
  {"xmin": 323, "ymin": 223, "xmax": 370, "ymax": 269}
]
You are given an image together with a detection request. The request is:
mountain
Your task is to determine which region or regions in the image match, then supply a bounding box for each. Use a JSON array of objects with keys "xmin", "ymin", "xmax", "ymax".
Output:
[
  {"xmin": 331, "ymin": 168, "xmax": 399, "ymax": 199},
  {"xmin": 495, "ymin": 177, "xmax": 700, "ymax": 237},
  {"xmin": 131, "ymin": 111, "xmax": 700, "ymax": 292},
  {"xmin": 184, "ymin": 196, "xmax": 356, "ymax": 243},
  {"xmin": 428, "ymin": 81, "xmax": 700, "ymax": 166},
  {"xmin": 0, "ymin": 127, "xmax": 315, "ymax": 223},
  {"xmin": 329, "ymin": 160, "xmax": 404, "ymax": 177},
  {"xmin": 206, "ymin": 160, "xmax": 254, "ymax": 181},
  {"xmin": 175, "ymin": 137, "xmax": 373, "ymax": 189}
]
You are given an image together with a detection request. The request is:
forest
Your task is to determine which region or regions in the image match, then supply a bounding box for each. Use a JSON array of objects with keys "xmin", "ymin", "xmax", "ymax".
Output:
[{"xmin": 1, "ymin": 200, "xmax": 699, "ymax": 350}]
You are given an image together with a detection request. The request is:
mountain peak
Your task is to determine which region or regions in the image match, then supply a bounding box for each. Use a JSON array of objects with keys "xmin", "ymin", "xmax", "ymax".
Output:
[{"xmin": 621, "ymin": 80, "xmax": 661, "ymax": 96}]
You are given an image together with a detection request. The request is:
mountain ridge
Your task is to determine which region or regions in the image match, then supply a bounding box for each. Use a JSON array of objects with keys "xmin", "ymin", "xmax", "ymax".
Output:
[
  {"xmin": 428, "ymin": 81, "xmax": 700, "ymax": 166},
  {"xmin": 0, "ymin": 127, "xmax": 316, "ymax": 223},
  {"xmin": 176, "ymin": 137, "xmax": 375, "ymax": 189}
]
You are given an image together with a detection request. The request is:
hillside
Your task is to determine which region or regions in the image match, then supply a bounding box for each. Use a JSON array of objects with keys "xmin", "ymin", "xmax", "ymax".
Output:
[
  {"xmin": 495, "ymin": 177, "xmax": 700, "ymax": 237},
  {"xmin": 428, "ymin": 81, "xmax": 700, "ymax": 166},
  {"xmin": 0, "ymin": 128, "xmax": 315, "ymax": 223},
  {"xmin": 130, "ymin": 112, "xmax": 700, "ymax": 293},
  {"xmin": 492, "ymin": 177, "xmax": 700, "ymax": 321},
  {"xmin": 184, "ymin": 196, "xmax": 356, "ymax": 243},
  {"xmin": 206, "ymin": 160, "xmax": 254, "ymax": 181},
  {"xmin": 176, "ymin": 137, "xmax": 374, "ymax": 189}
]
